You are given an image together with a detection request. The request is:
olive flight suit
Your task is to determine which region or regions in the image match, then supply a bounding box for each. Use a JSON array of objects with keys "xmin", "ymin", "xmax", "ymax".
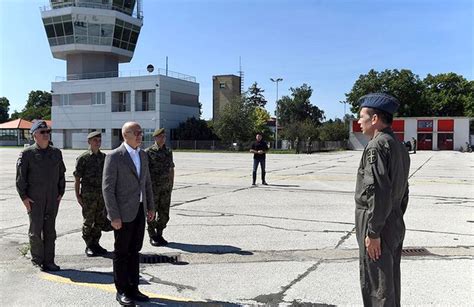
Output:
[
  {"xmin": 355, "ymin": 127, "xmax": 410, "ymax": 306},
  {"xmin": 16, "ymin": 144, "xmax": 66, "ymax": 267}
]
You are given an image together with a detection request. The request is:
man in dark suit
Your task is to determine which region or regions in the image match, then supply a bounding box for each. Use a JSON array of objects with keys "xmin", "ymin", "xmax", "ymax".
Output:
[{"xmin": 103, "ymin": 122, "xmax": 155, "ymax": 306}]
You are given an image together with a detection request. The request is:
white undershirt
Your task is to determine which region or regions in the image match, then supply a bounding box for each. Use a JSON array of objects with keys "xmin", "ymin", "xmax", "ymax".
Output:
[{"xmin": 124, "ymin": 142, "xmax": 142, "ymax": 202}]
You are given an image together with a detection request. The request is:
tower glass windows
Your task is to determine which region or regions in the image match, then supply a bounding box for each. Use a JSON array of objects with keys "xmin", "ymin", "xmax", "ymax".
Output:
[
  {"xmin": 43, "ymin": 15, "xmax": 74, "ymax": 46},
  {"xmin": 112, "ymin": 19, "xmax": 139, "ymax": 51}
]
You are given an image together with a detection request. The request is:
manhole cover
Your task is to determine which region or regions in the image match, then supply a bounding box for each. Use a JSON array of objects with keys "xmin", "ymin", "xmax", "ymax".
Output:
[
  {"xmin": 402, "ymin": 247, "xmax": 431, "ymax": 256},
  {"xmin": 140, "ymin": 253, "xmax": 181, "ymax": 264}
]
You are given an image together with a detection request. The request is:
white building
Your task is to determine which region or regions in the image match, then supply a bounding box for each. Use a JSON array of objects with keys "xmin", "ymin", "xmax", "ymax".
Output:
[
  {"xmin": 41, "ymin": 0, "xmax": 200, "ymax": 149},
  {"xmin": 349, "ymin": 117, "xmax": 472, "ymax": 151}
]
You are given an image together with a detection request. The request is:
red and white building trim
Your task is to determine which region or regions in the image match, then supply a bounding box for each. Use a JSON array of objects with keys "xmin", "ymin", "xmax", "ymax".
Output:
[{"xmin": 349, "ymin": 117, "xmax": 472, "ymax": 151}]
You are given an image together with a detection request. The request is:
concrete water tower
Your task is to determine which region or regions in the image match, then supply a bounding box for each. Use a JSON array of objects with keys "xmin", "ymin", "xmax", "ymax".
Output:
[{"xmin": 41, "ymin": 0, "xmax": 143, "ymax": 80}]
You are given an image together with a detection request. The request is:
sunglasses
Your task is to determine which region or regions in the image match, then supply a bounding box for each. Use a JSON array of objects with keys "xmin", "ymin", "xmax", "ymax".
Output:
[
  {"xmin": 38, "ymin": 130, "xmax": 51, "ymax": 135},
  {"xmin": 128, "ymin": 130, "xmax": 143, "ymax": 136}
]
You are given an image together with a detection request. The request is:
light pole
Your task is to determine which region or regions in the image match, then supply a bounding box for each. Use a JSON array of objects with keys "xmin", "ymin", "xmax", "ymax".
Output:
[{"xmin": 270, "ymin": 77, "xmax": 283, "ymax": 149}]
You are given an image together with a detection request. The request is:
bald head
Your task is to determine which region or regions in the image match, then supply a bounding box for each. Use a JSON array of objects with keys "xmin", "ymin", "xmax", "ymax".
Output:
[{"xmin": 122, "ymin": 121, "xmax": 143, "ymax": 149}]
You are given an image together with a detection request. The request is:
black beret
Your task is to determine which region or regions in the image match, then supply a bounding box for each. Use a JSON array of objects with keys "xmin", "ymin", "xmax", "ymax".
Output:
[{"xmin": 358, "ymin": 93, "xmax": 400, "ymax": 115}]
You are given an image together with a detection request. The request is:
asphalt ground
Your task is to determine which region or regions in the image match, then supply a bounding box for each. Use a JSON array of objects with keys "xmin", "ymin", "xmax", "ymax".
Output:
[{"xmin": 0, "ymin": 148, "xmax": 472, "ymax": 306}]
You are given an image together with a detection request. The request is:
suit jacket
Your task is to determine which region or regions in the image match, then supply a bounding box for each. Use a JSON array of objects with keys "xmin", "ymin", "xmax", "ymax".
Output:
[{"xmin": 102, "ymin": 143, "xmax": 154, "ymax": 223}]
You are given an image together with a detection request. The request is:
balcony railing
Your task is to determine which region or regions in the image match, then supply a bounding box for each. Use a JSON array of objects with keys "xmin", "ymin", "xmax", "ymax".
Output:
[
  {"xmin": 40, "ymin": 1, "xmax": 143, "ymax": 19},
  {"xmin": 55, "ymin": 68, "xmax": 197, "ymax": 82}
]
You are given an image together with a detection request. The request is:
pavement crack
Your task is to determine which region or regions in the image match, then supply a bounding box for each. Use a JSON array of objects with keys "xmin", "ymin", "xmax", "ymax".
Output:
[
  {"xmin": 252, "ymin": 260, "xmax": 324, "ymax": 305},
  {"xmin": 141, "ymin": 272, "xmax": 196, "ymax": 292},
  {"xmin": 409, "ymin": 155, "xmax": 433, "ymax": 179},
  {"xmin": 335, "ymin": 226, "xmax": 356, "ymax": 248}
]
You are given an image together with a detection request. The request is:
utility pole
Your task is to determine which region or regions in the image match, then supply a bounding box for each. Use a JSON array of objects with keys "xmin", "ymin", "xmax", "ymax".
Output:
[{"xmin": 270, "ymin": 78, "xmax": 283, "ymax": 149}]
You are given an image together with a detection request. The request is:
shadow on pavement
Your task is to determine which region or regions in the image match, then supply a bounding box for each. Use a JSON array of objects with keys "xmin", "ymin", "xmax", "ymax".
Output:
[
  {"xmin": 47, "ymin": 270, "xmax": 240, "ymax": 306},
  {"xmin": 166, "ymin": 242, "xmax": 253, "ymax": 255}
]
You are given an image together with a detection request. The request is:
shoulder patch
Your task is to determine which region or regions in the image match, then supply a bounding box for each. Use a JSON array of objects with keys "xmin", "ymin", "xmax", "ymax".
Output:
[{"xmin": 367, "ymin": 148, "xmax": 377, "ymax": 164}]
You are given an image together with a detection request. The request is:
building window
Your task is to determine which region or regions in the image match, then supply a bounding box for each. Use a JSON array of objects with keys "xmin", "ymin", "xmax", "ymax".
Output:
[
  {"xmin": 0, "ymin": 129, "xmax": 18, "ymax": 140},
  {"xmin": 112, "ymin": 91, "xmax": 130, "ymax": 112},
  {"xmin": 60, "ymin": 94, "xmax": 70, "ymax": 106},
  {"xmin": 135, "ymin": 90, "xmax": 155, "ymax": 111},
  {"xmin": 92, "ymin": 92, "xmax": 106, "ymax": 105},
  {"xmin": 142, "ymin": 128, "xmax": 154, "ymax": 148},
  {"xmin": 219, "ymin": 82, "xmax": 226, "ymax": 89},
  {"xmin": 112, "ymin": 19, "xmax": 139, "ymax": 52},
  {"xmin": 43, "ymin": 14, "xmax": 73, "ymax": 46}
]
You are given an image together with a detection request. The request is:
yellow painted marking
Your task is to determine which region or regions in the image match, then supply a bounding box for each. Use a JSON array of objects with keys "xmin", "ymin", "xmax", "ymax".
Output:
[{"xmin": 40, "ymin": 272, "xmax": 194, "ymax": 302}]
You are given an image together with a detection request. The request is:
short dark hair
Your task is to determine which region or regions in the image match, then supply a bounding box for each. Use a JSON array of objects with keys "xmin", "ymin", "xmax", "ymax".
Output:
[{"xmin": 366, "ymin": 108, "xmax": 393, "ymax": 125}]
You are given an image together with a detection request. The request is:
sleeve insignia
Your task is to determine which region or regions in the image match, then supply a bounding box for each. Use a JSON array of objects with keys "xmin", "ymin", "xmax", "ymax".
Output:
[{"xmin": 367, "ymin": 148, "xmax": 377, "ymax": 164}]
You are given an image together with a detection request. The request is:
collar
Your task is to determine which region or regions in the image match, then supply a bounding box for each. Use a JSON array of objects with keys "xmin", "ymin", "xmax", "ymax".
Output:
[
  {"xmin": 124, "ymin": 142, "xmax": 141, "ymax": 154},
  {"xmin": 373, "ymin": 127, "xmax": 393, "ymax": 139}
]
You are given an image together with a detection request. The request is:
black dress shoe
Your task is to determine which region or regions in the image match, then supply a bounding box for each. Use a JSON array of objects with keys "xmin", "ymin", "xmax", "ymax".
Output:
[
  {"xmin": 116, "ymin": 292, "xmax": 134, "ymax": 306},
  {"xmin": 41, "ymin": 263, "xmax": 60, "ymax": 271},
  {"xmin": 130, "ymin": 289, "xmax": 150, "ymax": 302},
  {"xmin": 262, "ymin": 181, "xmax": 268, "ymax": 185},
  {"xmin": 94, "ymin": 244, "xmax": 108, "ymax": 255}
]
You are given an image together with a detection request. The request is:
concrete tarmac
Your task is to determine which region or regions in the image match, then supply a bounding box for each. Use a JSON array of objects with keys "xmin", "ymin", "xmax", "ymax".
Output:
[{"xmin": 0, "ymin": 148, "xmax": 472, "ymax": 306}]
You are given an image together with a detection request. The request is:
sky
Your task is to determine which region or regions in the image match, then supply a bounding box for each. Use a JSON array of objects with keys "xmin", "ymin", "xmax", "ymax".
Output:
[{"xmin": 0, "ymin": 0, "xmax": 472, "ymax": 121}]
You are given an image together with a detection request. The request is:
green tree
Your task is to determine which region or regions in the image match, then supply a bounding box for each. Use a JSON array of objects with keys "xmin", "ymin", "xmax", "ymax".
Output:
[
  {"xmin": 318, "ymin": 118, "xmax": 349, "ymax": 141},
  {"xmin": 277, "ymin": 84, "xmax": 325, "ymax": 127},
  {"xmin": 0, "ymin": 97, "xmax": 10, "ymax": 123},
  {"xmin": 173, "ymin": 117, "xmax": 218, "ymax": 140},
  {"xmin": 344, "ymin": 69, "xmax": 425, "ymax": 116},
  {"xmin": 14, "ymin": 90, "xmax": 52, "ymax": 120},
  {"xmin": 251, "ymin": 107, "xmax": 273, "ymax": 140},
  {"xmin": 246, "ymin": 82, "xmax": 267, "ymax": 108},
  {"xmin": 422, "ymin": 73, "xmax": 474, "ymax": 116},
  {"xmin": 214, "ymin": 96, "xmax": 254, "ymax": 147}
]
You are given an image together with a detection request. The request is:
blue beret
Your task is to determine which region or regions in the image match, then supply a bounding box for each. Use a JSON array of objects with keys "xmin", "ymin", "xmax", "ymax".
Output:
[
  {"xmin": 358, "ymin": 93, "xmax": 400, "ymax": 115},
  {"xmin": 30, "ymin": 120, "xmax": 49, "ymax": 133}
]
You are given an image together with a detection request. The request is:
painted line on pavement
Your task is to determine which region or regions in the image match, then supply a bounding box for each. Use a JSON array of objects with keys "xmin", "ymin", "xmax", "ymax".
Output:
[{"xmin": 40, "ymin": 272, "xmax": 194, "ymax": 302}]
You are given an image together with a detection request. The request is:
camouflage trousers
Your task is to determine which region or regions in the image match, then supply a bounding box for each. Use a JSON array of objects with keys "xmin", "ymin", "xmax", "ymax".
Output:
[
  {"xmin": 81, "ymin": 192, "xmax": 110, "ymax": 247},
  {"xmin": 147, "ymin": 182, "xmax": 172, "ymax": 237}
]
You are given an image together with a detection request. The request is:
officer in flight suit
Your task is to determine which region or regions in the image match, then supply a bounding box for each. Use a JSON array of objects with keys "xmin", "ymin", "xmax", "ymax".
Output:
[{"xmin": 354, "ymin": 93, "xmax": 410, "ymax": 306}]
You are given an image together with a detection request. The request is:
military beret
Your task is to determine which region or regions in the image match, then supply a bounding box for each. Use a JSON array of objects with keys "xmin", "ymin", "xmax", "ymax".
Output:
[
  {"xmin": 358, "ymin": 93, "xmax": 400, "ymax": 115},
  {"xmin": 30, "ymin": 120, "xmax": 49, "ymax": 133},
  {"xmin": 87, "ymin": 131, "xmax": 101, "ymax": 139},
  {"xmin": 152, "ymin": 128, "xmax": 165, "ymax": 137}
]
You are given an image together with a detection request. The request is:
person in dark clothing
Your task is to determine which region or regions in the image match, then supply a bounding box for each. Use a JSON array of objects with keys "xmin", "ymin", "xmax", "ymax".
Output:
[
  {"xmin": 250, "ymin": 133, "xmax": 268, "ymax": 185},
  {"xmin": 355, "ymin": 93, "xmax": 410, "ymax": 306},
  {"xmin": 16, "ymin": 120, "xmax": 66, "ymax": 271},
  {"xmin": 412, "ymin": 137, "xmax": 417, "ymax": 154}
]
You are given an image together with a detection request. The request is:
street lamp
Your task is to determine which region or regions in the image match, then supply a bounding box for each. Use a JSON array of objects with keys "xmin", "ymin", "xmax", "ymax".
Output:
[{"xmin": 270, "ymin": 77, "xmax": 283, "ymax": 149}]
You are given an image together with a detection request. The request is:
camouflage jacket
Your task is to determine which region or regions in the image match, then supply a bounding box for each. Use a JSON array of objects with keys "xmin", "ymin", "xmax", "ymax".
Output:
[
  {"xmin": 74, "ymin": 149, "xmax": 106, "ymax": 193},
  {"xmin": 145, "ymin": 143, "xmax": 175, "ymax": 185}
]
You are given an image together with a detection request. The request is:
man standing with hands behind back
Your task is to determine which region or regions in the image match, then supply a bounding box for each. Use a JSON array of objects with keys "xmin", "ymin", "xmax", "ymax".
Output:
[
  {"xmin": 355, "ymin": 93, "xmax": 410, "ymax": 306},
  {"xmin": 102, "ymin": 122, "xmax": 155, "ymax": 306}
]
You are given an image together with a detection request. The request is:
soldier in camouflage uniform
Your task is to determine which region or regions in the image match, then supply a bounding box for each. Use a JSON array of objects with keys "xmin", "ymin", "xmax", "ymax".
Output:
[
  {"xmin": 16, "ymin": 120, "xmax": 66, "ymax": 271},
  {"xmin": 355, "ymin": 93, "xmax": 410, "ymax": 306},
  {"xmin": 74, "ymin": 131, "xmax": 110, "ymax": 257},
  {"xmin": 145, "ymin": 128, "xmax": 175, "ymax": 246}
]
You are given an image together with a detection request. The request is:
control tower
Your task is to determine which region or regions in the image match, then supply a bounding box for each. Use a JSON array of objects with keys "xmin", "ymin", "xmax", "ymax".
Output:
[{"xmin": 41, "ymin": 0, "xmax": 143, "ymax": 80}]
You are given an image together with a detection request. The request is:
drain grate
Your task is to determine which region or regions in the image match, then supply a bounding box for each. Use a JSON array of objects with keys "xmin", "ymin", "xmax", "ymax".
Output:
[
  {"xmin": 402, "ymin": 247, "xmax": 431, "ymax": 256},
  {"xmin": 140, "ymin": 253, "xmax": 181, "ymax": 264}
]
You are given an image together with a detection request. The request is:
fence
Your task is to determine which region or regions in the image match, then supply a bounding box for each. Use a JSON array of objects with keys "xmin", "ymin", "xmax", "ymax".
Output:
[{"xmin": 170, "ymin": 140, "xmax": 348, "ymax": 152}]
